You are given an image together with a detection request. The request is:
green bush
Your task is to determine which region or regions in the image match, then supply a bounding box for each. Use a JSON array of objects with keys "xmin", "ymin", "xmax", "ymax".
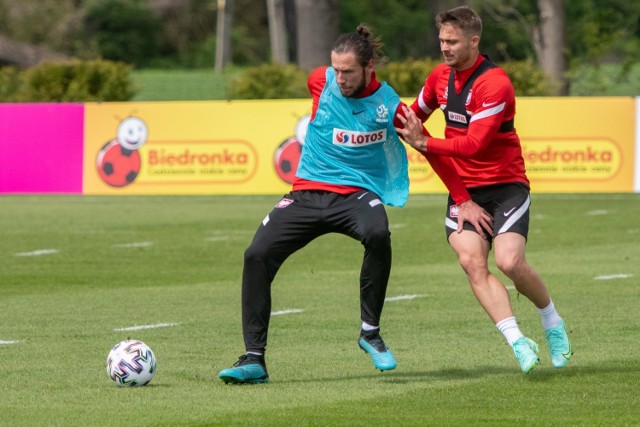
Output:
[
  {"xmin": 499, "ymin": 59, "xmax": 554, "ymax": 96},
  {"xmin": 567, "ymin": 63, "xmax": 640, "ymax": 96},
  {"xmin": 377, "ymin": 58, "xmax": 441, "ymax": 97},
  {"xmin": 227, "ymin": 63, "xmax": 309, "ymax": 99},
  {"xmin": 0, "ymin": 66, "xmax": 24, "ymax": 102},
  {"xmin": 0, "ymin": 60, "xmax": 136, "ymax": 102},
  {"xmin": 378, "ymin": 57, "xmax": 553, "ymax": 97}
]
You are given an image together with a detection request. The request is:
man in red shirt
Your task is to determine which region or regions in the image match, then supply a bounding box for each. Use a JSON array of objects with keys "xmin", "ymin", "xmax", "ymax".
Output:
[
  {"xmin": 219, "ymin": 24, "xmax": 487, "ymax": 384},
  {"xmin": 396, "ymin": 5, "xmax": 572, "ymax": 374}
]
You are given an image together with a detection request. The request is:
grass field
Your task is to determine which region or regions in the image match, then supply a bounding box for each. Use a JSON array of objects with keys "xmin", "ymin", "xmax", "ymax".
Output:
[
  {"xmin": 1, "ymin": 194, "xmax": 639, "ymax": 426},
  {"xmin": 131, "ymin": 68, "xmax": 242, "ymax": 101}
]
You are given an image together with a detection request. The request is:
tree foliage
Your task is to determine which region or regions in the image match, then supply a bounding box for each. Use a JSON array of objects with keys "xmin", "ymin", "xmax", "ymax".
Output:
[
  {"xmin": 1, "ymin": 0, "xmax": 639, "ymax": 69},
  {"xmin": 0, "ymin": 0, "xmax": 82, "ymax": 55},
  {"xmin": 85, "ymin": 0, "xmax": 163, "ymax": 67},
  {"xmin": 0, "ymin": 0, "xmax": 639, "ymax": 95},
  {"xmin": 340, "ymin": 0, "xmax": 433, "ymax": 60},
  {"xmin": 565, "ymin": 0, "xmax": 640, "ymax": 66}
]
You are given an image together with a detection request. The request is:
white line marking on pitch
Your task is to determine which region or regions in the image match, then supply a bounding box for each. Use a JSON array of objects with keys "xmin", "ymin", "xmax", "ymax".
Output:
[
  {"xmin": 271, "ymin": 309, "xmax": 304, "ymax": 316},
  {"xmin": 14, "ymin": 249, "xmax": 59, "ymax": 257},
  {"xmin": 113, "ymin": 322, "xmax": 178, "ymax": 332},
  {"xmin": 204, "ymin": 231, "xmax": 253, "ymax": 242},
  {"xmin": 389, "ymin": 223, "xmax": 408, "ymax": 229},
  {"xmin": 594, "ymin": 274, "xmax": 632, "ymax": 280},
  {"xmin": 385, "ymin": 294, "xmax": 426, "ymax": 302},
  {"xmin": 112, "ymin": 242, "xmax": 154, "ymax": 248},
  {"xmin": 207, "ymin": 230, "xmax": 253, "ymax": 235},
  {"xmin": 204, "ymin": 236, "xmax": 238, "ymax": 242},
  {"xmin": 586, "ymin": 210, "xmax": 609, "ymax": 216},
  {"xmin": 0, "ymin": 340, "xmax": 19, "ymax": 346}
]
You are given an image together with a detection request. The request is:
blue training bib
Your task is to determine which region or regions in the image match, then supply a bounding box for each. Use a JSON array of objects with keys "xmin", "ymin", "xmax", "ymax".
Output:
[{"xmin": 296, "ymin": 68, "xmax": 409, "ymax": 207}]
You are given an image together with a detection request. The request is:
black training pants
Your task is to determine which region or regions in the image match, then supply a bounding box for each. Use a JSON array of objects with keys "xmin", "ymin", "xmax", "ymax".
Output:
[{"xmin": 241, "ymin": 190, "xmax": 392, "ymax": 354}]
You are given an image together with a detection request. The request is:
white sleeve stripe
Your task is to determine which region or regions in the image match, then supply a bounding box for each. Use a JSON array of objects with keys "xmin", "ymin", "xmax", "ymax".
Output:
[
  {"xmin": 417, "ymin": 87, "xmax": 432, "ymax": 114},
  {"xmin": 469, "ymin": 102, "xmax": 506, "ymax": 123}
]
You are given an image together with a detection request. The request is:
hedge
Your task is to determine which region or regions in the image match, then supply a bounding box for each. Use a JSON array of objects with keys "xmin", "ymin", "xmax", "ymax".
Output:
[{"xmin": 0, "ymin": 59, "xmax": 136, "ymax": 102}]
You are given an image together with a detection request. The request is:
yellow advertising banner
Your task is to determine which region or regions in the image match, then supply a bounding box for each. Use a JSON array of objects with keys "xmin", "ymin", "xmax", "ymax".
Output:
[
  {"xmin": 519, "ymin": 97, "xmax": 634, "ymax": 192},
  {"xmin": 409, "ymin": 96, "xmax": 635, "ymax": 193},
  {"xmin": 84, "ymin": 100, "xmax": 310, "ymax": 195},
  {"xmin": 83, "ymin": 97, "xmax": 635, "ymax": 195}
]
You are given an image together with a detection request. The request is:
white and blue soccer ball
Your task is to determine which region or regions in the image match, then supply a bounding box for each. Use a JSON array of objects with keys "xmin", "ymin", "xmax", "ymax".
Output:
[{"xmin": 106, "ymin": 340, "xmax": 157, "ymax": 387}]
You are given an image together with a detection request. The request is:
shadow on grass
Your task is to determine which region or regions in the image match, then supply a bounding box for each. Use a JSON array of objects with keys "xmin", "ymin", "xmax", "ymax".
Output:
[{"xmin": 275, "ymin": 359, "xmax": 640, "ymax": 385}]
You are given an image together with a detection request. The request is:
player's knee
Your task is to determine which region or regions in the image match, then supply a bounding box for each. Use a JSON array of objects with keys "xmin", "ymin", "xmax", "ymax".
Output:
[
  {"xmin": 362, "ymin": 224, "xmax": 391, "ymax": 248},
  {"xmin": 495, "ymin": 254, "xmax": 522, "ymax": 277},
  {"xmin": 458, "ymin": 253, "xmax": 483, "ymax": 275},
  {"xmin": 244, "ymin": 243, "xmax": 267, "ymax": 264}
]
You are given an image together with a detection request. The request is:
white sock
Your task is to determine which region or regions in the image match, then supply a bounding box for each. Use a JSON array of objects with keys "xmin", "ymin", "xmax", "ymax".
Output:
[
  {"xmin": 362, "ymin": 321, "xmax": 378, "ymax": 331},
  {"xmin": 496, "ymin": 316, "xmax": 524, "ymax": 346},
  {"xmin": 538, "ymin": 300, "xmax": 563, "ymax": 330}
]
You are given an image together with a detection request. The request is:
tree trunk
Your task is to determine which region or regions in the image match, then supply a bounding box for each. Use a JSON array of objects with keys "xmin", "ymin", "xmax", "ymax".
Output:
[
  {"xmin": 215, "ymin": 0, "xmax": 235, "ymax": 73},
  {"xmin": 267, "ymin": 0, "xmax": 289, "ymax": 63},
  {"xmin": 532, "ymin": 0, "xmax": 567, "ymax": 94},
  {"xmin": 294, "ymin": 0, "xmax": 339, "ymax": 71}
]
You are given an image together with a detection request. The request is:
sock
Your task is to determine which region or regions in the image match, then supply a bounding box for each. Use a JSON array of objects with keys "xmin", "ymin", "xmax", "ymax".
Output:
[
  {"xmin": 246, "ymin": 351, "xmax": 263, "ymax": 356},
  {"xmin": 538, "ymin": 300, "xmax": 563, "ymax": 330},
  {"xmin": 496, "ymin": 316, "xmax": 524, "ymax": 346},
  {"xmin": 362, "ymin": 321, "xmax": 379, "ymax": 332}
]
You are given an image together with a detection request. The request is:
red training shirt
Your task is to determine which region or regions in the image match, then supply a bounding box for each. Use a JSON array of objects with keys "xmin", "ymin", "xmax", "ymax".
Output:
[{"xmin": 411, "ymin": 55, "xmax": 529, "ymax": 189}]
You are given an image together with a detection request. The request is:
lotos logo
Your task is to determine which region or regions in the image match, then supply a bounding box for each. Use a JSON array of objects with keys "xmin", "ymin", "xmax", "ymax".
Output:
[
  {"xmin": 336, "ymin": 131, "xmax": 349, "ymax": 143},
  {"xmin": 448, "ymin": 111, "xmax": 467, "ymax": 124},
  {"xmin": 332, "ymin": 128, "xmax": 386, "ymax": 147}
]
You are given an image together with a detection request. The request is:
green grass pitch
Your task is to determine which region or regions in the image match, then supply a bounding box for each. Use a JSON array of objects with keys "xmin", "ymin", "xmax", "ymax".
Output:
[{"xmin": 0, "ymin": 194, "xmax": 639, "ymax": 426}]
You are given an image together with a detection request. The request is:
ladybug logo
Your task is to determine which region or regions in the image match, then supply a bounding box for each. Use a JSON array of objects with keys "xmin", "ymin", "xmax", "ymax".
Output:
[
  {"xmin": 96, "ymin": 116, "xmax": 149, "ymax": 188},
  {"xmin": 273, "ymin": 115, "xmax": 309, "ymax": 184}
]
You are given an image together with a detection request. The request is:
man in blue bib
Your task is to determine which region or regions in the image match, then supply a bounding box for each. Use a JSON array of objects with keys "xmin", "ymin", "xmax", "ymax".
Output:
[{"xmin": 219, "ymin": 25, "xmax": 473, "ymax": 384}]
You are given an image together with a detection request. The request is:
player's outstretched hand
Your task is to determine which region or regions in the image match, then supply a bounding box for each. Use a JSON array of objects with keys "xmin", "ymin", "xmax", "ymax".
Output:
[{"xmin": 395, "ymin": 105, "xmax": 428, "ymax": 152}]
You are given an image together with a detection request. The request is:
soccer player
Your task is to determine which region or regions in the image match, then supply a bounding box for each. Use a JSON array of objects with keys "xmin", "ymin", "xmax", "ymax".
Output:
[
  {"xmin": 395, "ymin": 6, "xmax": 572, "ymax": 374},
  {"xmin": 219, "ymin": 24, "xmax": 484, "ymax": 384}
]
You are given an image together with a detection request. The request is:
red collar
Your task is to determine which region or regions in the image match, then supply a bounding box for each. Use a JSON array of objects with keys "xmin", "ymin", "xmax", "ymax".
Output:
[{"xmin": 355, "ymin": 72, "xmax": 381, "ymax": 98}]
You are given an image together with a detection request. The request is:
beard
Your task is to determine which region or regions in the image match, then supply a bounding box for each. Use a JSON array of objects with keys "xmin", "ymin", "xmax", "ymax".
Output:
[{"xmin": 339, "ymin": 69, "xmax": 367, "ymax": 98}]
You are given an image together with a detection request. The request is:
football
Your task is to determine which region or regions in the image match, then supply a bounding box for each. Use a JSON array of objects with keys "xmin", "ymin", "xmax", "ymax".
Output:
[
  {"xmin": 96, "ymin": 139, "xmax": 141, "ymax": 188},
  {"xmin": 106, "ymin": 340, "xmax": 157, "ymax": 387}
]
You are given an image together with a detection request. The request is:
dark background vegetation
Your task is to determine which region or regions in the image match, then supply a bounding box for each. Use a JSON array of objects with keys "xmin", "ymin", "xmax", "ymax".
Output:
[{"xmin": 0, "ymin": 0, "xmax": 639, "ymax": 100}]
